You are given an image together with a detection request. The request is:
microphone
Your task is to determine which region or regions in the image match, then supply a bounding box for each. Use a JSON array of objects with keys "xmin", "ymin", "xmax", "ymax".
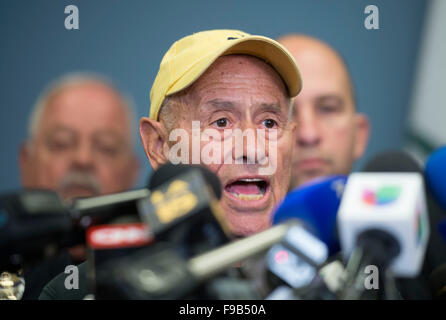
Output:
[
  {"xmin": 429, "ymin": 264, "xmax": 446, "ymax": 299},
  {"xmin": 363, "ymin": 150, "xmax": 423, "ymax": 173},
  {"xmin": 272, "ymin": 175, "xmax": 347, "ymax": 255},
  {"xmin": 424, "ymin": 146, "xmax": 446, "ymax": 274},
  {"xmin": 440, "ymin": 220, "xmax": 446, "ymax": 244},
  {"xmin": 71, "ymin": 188, "xmax": 150, "ymax": 226},
  {"xmin": 86, "ymin": 222, "xmax": 154, "ymax": 299},
  {"xmin": 0, "ymin": 163, "xmax": 223, "ymax": 269},
  {"xmin": 337, "ymin": 151, "xmax": 430, "ymax": 299},
  {"xmin": 148, "ymin": 163, "xmax": 222, "ymax": 199},
  {"xmin": 425, "ymin": 146, "xmax": 446, "ymax": 248},
  {"xmin": 425, "ymin": 146, "xmax": 446, "ymax": 212},
  {"xmin": 94, "ymin": 221, "xmax": 297, "ymax": 299},
  {"xmin": 92, "ymin": 163, "xmax": 230, "ymax": 299},
  {"xmin": 263, "ymin": 224, "xmax": 339, "ymax": 300},
  {"xmin": 0, "ymin": 190, "xmax": 73, "ymax": 270},
  {"xmin": 141, "ymin": 163, "xmax": 228, "ymax": 256}
]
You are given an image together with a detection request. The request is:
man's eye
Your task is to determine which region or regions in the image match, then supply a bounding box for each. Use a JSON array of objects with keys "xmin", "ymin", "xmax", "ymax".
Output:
[
  {"xmin": 96, "ymin": 145, "xmax": 120, "ymax": 157},
  {"xmin": 47, "ymin": 140, "xmax": 73, "ymax": 152},
  {"xmin": 262, "ymin": 119, "xmax": 277, "ymax": 129},
  {"xmin": 318, "ymin": 105, "xmax": 339, "ymax": 114},
  {"xmin": 213, "ymin": 118, "xmax": 229, "ymax": 128}
]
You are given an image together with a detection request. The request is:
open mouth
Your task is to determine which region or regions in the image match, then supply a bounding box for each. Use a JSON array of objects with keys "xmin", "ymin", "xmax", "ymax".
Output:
[{"xmin": 224, "ymin": 178, "xmax": 270, "ymax": 201}]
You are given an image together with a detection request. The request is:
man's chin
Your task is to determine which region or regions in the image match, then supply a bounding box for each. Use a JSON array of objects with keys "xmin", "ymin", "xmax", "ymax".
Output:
[
  {"xmin": 290, "ymin": 170, "xmax": 328, "ymax": 190},
  {"xmin": 221, "ymin": 203, "xmax": 272, "ymax": 237}
]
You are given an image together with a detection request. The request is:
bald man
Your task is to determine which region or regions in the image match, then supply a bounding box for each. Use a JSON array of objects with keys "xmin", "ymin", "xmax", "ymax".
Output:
[
  {"xmin": 18, "ymin": 74, "xmax": 140, "ymax": 299},
  {"xmin": 279, "ymin": 36, "xmax": 438, "ymax": 300},
  {"xmin": 20, "ymin": 74, "xmax": 140, "ymax": 202},
  {"xmin": 277, "ymin": 35, "xmax": 370, "ymax": 189}
]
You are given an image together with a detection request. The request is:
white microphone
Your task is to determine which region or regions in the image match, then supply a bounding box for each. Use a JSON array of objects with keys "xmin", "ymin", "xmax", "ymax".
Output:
[{"xmin": 338, "ymin": 172, "xmax": 430, "ymax": 278}]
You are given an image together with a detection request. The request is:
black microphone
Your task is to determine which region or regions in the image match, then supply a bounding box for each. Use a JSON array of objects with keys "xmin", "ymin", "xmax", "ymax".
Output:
[
  {"xmin": 94, "ymin": 221, "xmax": 296, "ymax": 299},
  {"xmin": 0, "ymin": 190, "xmax": 72, "ymax": 270},
  {"xmin": 362, "ymin": 150, "xmax": 423, "ymax": 173},
  {"xmin": 141, "ymin": 163, "xmax": 228, "ymax": 255},
  {"xmin": 148, "ymin": 163, "xmax": 222, "ymax": 199},
  {"xmin": 429, "ymin": 264, "xmax": 446, "ymax": 299},
  {"xmin": 71, "ymin": 188, "xmax": 150, "ymax": 226},
  {"xmin": 92, "ymin": 163, "xmax": 229, "ymax": 299}
]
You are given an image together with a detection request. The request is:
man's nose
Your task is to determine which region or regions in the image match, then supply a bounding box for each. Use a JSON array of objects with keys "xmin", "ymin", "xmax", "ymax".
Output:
[
  {"xmin": 235, "ymin": 122, "xmax": 266, "ymax": 165},
  {"xmin": 73, "ymin": 143, "xmax": 94, "ymax": 169},
  {"xmin": 296, "ymin": 111, "xmax": 321, "ymax": 147}
]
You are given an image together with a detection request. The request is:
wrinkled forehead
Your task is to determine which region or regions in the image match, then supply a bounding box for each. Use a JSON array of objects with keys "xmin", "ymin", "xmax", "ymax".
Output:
[{"xmin": 177, "ymin": 55, "xmax": 290, "ymax": 108}]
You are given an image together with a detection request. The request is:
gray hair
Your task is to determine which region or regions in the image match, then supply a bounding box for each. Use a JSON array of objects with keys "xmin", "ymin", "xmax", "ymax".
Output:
[
  {"xmin": 158, "ymin": 96, "xmax": 176, "ymax": 131},
  {"xmin": 27, "ymin": 72, "xmax": 137, "ymax": 148}
]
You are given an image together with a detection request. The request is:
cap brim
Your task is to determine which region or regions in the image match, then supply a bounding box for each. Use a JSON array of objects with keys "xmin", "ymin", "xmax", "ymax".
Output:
[{"xmin": 165, "ymin": 35, "xmax": 302, "ymax": 99}]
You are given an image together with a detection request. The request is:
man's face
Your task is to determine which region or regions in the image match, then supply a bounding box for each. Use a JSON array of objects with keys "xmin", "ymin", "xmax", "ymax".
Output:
[
  {"xmin": 142, "ymin": 55, "xmax": 295, "ymax": 236},
  {"xmin": 280, "ymin": 37, "xmax": 369, "ymax": 189},
  {"xmin": 20, "ymin": 82, "xmax": 139, "ymax": 201}
]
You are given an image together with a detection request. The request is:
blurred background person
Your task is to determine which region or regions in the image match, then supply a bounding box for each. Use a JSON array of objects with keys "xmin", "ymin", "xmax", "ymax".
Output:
[
  {"xmin": 277, "ymin": 34, "xmax": 370, "ymax": 190},
  {"xmin": 278, "ymin": 33, "xmax": 445, "ymax": 299},
  {"xmin": 18, "ymin": 73, "xmax": 140, "ymax": 299},
  {"xmin": 19, "ymin": 73, "xmax": 140, "ymax": 202}
]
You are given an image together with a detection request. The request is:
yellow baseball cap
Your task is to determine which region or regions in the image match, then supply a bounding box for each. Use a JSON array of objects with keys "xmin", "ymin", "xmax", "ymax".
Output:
[{"xmin": 149, "ymin": 29, "xmax": 302, "ymax": 120}]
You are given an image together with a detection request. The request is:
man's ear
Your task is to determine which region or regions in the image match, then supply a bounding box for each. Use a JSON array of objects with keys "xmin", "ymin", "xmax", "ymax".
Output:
[
  {"xmin": 353, "ymin": 113, "xmax": 370, "ymax": 160},
  {"xmin": 139, "ymin": 117, "xmax": 169, "ymax": 171},
  {"xmin": 19, "ymin": 142, "xmax": 33, "ymax": 186}
]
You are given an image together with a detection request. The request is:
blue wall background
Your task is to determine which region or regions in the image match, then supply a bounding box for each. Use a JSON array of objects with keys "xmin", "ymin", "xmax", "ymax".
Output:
[{"xmin": 0, "ymin": 0, "xmax": 427, "ymax": 192}]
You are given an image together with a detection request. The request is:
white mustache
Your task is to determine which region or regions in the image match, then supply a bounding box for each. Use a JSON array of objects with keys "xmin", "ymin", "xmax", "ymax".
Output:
[{"xmin": 58, "ymin": 171, "xmax": 102, "ymax": 196}]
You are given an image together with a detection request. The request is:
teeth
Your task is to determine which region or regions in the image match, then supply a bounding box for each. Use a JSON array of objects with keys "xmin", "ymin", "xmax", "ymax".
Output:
[
  {"xmin": 239, "ymin": 178, "xmax": 264, "ymax": 182},
  {"xmin": 230, "ymin": 192, "xmax": 263, "ymax": 201}
]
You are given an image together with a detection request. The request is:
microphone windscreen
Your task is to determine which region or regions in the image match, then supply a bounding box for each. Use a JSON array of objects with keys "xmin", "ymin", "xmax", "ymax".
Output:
[
  {"xmin": 272, "ymin": 175, "xmax": 346, "ymax": 255},
  {"xmin": 425, "ymin": 146, "xmax": 446, "ymax": 212},
  {"xmin": 439, "ymin": 219, "xmax": 446, "ymax": 244},
  {"xmin": 363, "ymin": 150, "xmax": 422, "ymax": 173},
  {"xmin": 148, "ymin": 163, "xmax": 222, "ymax": 199}
]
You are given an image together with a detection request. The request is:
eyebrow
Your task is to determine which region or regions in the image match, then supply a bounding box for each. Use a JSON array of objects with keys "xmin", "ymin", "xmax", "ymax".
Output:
[
  {"xmin": 46, "ymin": 126, "xmax": 77, "ymax": 137},
  {"xmin": 255, "ymin": 103, "xmax": 284, "ymax": 115},
  {"xmin": 93, "ymin": 130, "xmax": 127, "ymax": 144},
  {"xmin": 315, "ymin": 95, "xmax": 344, "ymax": 106},
  {"xmin": 46, "ymin": 126, "xmax": 127, "ymax": 145},
  {"xmin": 204, "ymin": 99, "xmax": 237, "ymax": 111}
]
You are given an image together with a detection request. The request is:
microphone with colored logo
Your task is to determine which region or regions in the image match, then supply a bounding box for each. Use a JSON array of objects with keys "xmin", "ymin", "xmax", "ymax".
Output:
[
  {"xmin": 86, "ymin": 222, "xmax": 154, "ymax": 298},
  {"xmin": 337, "ymin": 152, "xmax": 430, "ymax": 299}
]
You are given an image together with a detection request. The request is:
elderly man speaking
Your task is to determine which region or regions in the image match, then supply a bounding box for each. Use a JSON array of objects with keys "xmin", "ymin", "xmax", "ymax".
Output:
[
  {"xmin": 140, "ymin": 29, "xmax": 302, "ymax": 237},
  {"xmin": 39, "ymin": 29, "xmax": 301, "ymax": 300}
]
